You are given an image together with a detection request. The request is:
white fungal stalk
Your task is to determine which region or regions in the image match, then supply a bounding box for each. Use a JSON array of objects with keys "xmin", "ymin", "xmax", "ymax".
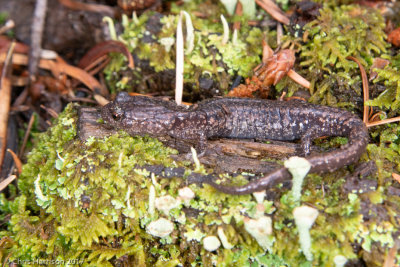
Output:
[
  {"xmin": 191, "ymin": 147, "xmax": 201, "ymax": 171},
  {"xmin": 220, "ymin": 15, "xmax": 229, "ymax": 45},
  {"xmin": 217, "ymin": 226, "xmax": 234, "ymax": 249},
  {"xmin": 148, "ymin": 185, "xmax": 156, "ymax": 216},
  {"xmin": 175, "ymin": 12, "xmax": 184, "ymax": 105},
  {"xmin": 284, "ymin": 156, "xmax": 311, "ymax": 203},
  {"xmin": 102, "ymin": 17, "xmax": 117, "ymax": 40},
  {"xmin": 292, "ymin": 205, "xmax": 319, "ymax": 261},
  {"xmin": 182, "ymin": 11, "xmax": 194, "ymax": 54}
]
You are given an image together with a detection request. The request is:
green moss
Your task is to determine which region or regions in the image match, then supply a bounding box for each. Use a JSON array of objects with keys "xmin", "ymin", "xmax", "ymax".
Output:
[
  {"xmin": 0, "ymin": 100, "xmax": 397, "ymax": 266},
  {"xmin": 105, "ymin": 2, "xmax": 266, "ymax": 94},
  {"xmin": 301, "ymin": 5, "xmax": 387, "ymax": 71},
  {"xmin": 277, "ymin": 4, "xmax": 389, "ymax": 108},
  {"xmin": 367, "ymin": 65, "xmax": 400, "ymax": 112}
]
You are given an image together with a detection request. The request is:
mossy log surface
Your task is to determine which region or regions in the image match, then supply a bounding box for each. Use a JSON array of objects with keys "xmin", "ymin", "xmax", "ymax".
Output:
[{"xmin": 0, "ymin": 104, "xmax": 398, "ymax": 266}]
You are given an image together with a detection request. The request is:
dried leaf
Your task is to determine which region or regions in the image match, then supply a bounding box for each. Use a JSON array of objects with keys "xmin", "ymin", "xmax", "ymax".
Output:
[
  {"xmin": 78, "ymin": 40, "xmax": 134, "ymax": 71},
  {"xmin": 262, "ymin": 39, "xmax": 274, "ymax": 63},
  {"xmin": 392, "ymin": 173, "xmax": 400, "ymax": 184},
  {"xmin": 387, "ymin": 27, "xmax": 400, "ymax": 47},
  {"xmin": 369, "ymin": 57, "xmax": 389, "ymax": 81}
]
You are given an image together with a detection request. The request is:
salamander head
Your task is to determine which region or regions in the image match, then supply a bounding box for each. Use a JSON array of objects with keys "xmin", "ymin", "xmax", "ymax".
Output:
[{"xmin": 101, "ymin": 92, "xmax": 174, "ymax": 137}]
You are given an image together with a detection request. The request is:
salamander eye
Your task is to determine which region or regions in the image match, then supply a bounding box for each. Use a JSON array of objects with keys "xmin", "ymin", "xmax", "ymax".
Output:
[{"xmin": 111, "ymin": 110, "xmax": 124, "ymax": 121}]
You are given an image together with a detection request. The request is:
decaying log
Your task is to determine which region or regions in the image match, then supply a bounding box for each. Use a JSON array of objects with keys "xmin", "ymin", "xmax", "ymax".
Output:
[{"xmin": 77, "ymin": 106, "xmax": 301, "ymax": 174}]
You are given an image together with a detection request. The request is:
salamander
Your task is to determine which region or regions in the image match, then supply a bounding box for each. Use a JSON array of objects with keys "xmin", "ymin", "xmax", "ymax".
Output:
[{"xmin": 101, "ymin": 92, "xmax": 369, "ymax": 195}]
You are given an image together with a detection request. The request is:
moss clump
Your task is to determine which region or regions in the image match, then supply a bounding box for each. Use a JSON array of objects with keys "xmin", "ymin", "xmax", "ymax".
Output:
[
  {"xmin": 367, "ymin": 65, "xmax": 400, "ymax": 116},
  {"xmin": 0, "ymin": 104, "xmax": 398, "ymax": 266},
  {"xmin": 277, "ymin": 4, "xmax": 389, "ymax": 109},
  {"xmin": 105, "ymin": 0, "xmax": 268, "ymax": 96},
  {"xmin": 0, "ymin": 105, "xmax": 283, "ymax": 265},
  {"xmin": 300, "ymin": 4, "xmax": 387, "ymax": 71}
]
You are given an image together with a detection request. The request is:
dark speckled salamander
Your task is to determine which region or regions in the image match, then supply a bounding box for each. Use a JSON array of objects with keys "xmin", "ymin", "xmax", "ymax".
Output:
[{"xmin": 101, "ymin": 92, "xmax": 369, "ymax": 195}]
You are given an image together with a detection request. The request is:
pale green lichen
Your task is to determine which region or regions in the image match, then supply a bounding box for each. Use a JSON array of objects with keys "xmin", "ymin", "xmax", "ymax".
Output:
[
  {"xmin": 202, "ymin": 235, "xmax": 221, "ymax": 251},
  {"xmin": 293, "ymin": 206, "xmax": 319, "ymax": 261},
  {"xmin": 146, "ymin": 218, "xmax": 175, "ymax": 238},
  {"xmin": 244, "ymin": 215, "xmax": 274, "ymax": 251},
  {"xmin": 284, "ymin": 156, "xmax": 312, "ymax": 203}
]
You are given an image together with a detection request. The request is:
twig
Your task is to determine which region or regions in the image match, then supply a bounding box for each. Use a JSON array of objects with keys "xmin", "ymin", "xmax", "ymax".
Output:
[
  {"xmin": 58, "ymin": 0, "xmax": 116, "ymax": 17},
  {"xmin": 276, "ymin": 23, "xmax": 283, "ymax": 45},
  {"xmin": 382, "ymin": 242, "xmax": 397, "ymax": 267},
  {"xmin": 94, "ymin": 94, "xmax": 109, "ymax": 106},
  {"xmin": 346, "ymin": 56, "xmax": 369, "ymax": 124},
  {"xmin": 40, "ymin": 105, "xmax": 58, "ymax": 118},
  {"xmin": 29, "ymin": 0, "xmax": 48, "ymax": 82},
  {"xmin": 175, "ymin": 13, "xmax": 184, "ymax": 105},
  {"xmin": 19, "ymin": 113, "xmax": 36, "ymax": 157},
  {"xmin": 0, "ymin": 175, "xmax": 17, "ymax": 192},
  {"xmin": 77, "ymin": 40, "xmax": 134, "ymax": 70},
  {"xmin": 287, "ymin": 69, "xmax": 310, "ymax": 89},
  {"xmin": 6, "ymin": 149, "xmax": 22, "ymax": 174},
  {"xmin": 233, "ymin": 1, "xmax": 243, "ymax": 31},
  {"xmin": 392, "ymin": 173, "xmax": 400, "ymax": 184},
  {"xmin": 366, "ymin": 117, "xmax": 400, "ymax": 127},
  {"xmin": 348, "ymin": 56, "xmax": 400, "ymax": 127},
  {"xmin": 0, "ymin": 42, "xmax": 15, "ymax": 175},
  {"xmin": 255, "ymin": 0, "xmax": 290, "ymax": 25},
  {"xmin": 0, "ymin": 53, "xmax": 106, "ymax": 96}
]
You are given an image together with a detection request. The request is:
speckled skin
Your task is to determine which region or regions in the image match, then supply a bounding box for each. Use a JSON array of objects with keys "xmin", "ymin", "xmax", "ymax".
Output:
[{"xmin": 102, "ymin": 92, "xmax": 369, "ymax": 195}]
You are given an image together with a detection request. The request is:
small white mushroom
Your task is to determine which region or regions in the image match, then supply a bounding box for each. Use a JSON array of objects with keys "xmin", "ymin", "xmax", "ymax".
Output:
[
  {"xmin": 155, "ymin": 195, "xmax": 181, "ymax": 215},
  {"xmin": 203, "ymin": 236, "xmax": 221, "ymax": 252},
  {"xmin": 146, "ymin": 218, "xmax": 174, "ymax": 238},
  {"xmin": 293, "ymin": 205, "xmax": 319, "ymax": 261}
]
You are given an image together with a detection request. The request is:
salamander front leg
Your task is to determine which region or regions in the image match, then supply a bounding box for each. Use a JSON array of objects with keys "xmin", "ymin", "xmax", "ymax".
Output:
[
  {"xmin": 184, "ymin": 133, "xmax": 208, "ymax": 160},
  {"xmin": 300, "ymin": 126, "xmax": 320, "ymax": 156}
]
